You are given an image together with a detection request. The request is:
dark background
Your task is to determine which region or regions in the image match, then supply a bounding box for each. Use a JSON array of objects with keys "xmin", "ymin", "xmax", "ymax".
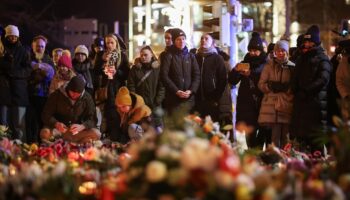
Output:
[{"xmin": 0, "ymin": 0, "xmax": 129, "ymax": 47}]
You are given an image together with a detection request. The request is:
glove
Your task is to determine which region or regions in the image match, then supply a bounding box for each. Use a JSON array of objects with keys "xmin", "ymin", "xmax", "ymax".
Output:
[{"xmin": 268, "ymin": 81, "xmax": 290, "ymax": 93}]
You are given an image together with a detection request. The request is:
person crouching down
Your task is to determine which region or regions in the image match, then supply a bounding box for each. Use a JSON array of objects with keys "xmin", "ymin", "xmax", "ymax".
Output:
[
  {"xmin": 40, "ymin": 76, "xmax": 101, "ymax": 143},
  {"xmin": 115, "ymin": 86, "xmax": 152, "ymax": 142}
]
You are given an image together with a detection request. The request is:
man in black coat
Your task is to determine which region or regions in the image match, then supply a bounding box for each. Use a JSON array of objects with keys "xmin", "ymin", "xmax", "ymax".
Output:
[
  {"xmin": 0, "ymin": 25, "xmax": 31, "ymax": 141},
  {"xmin": 291, "ymin": 25, "xmax": 332, "ymax": 153},
  {"xmin": 160, "ymin": 28, "xmax": 200, "ymax": 114}
]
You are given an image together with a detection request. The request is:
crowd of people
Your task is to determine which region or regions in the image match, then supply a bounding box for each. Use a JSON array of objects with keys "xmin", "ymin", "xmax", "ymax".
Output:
[{"xmin": 0, "ymin": 23, "xmax": 349, "ymax": 154}]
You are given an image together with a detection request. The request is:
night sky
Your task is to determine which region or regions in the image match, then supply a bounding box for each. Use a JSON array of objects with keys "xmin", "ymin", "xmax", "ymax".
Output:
[{"xmin": 1, "ymin": 0, "xmax": 129, "ymax": 46}]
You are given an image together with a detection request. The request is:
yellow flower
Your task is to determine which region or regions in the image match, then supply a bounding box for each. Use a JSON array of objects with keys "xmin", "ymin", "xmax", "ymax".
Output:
[{"xmin": 146, "ymin": 160, "xmax": 167, "ymax": 183}]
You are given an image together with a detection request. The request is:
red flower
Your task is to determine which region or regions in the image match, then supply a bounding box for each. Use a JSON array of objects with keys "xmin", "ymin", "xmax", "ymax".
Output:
[
  {"xmin": 37, "ymin": 147, "xmax": 53, "ymax": 158},
  {"xmin": 313, "ymin": 151, "xmax": 322, "ymax": 158},
  {"xmin": 53, "ymin": 143, "xmax": 63, "ymax": 156},
  {"xmin": 283, "ymin": 143, "xmax": 292, "ymax": 152}
]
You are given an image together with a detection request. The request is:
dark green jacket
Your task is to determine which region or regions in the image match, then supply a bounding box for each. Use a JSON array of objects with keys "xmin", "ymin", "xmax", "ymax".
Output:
[{"xmin": 42, "ymin": 85, "xmax": 96, "ymax": 129}]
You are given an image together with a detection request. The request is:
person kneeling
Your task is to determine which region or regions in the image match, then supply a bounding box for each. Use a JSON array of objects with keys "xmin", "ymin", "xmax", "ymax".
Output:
[
  {"xmin": 115, "ymin": 87, "xmax": 152, "ymax": 142},
  {"xmin": 40, "ymin": 76, "xmax": 101, "ymax": 143}
]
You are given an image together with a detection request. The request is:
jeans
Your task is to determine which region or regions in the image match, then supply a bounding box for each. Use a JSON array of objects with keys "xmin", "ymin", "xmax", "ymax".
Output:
[{"xmin": 9, "ymin": 106, "xmax": 26, "ymax": 142}]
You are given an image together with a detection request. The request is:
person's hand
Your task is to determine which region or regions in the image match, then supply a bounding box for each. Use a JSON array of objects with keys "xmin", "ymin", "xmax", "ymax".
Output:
[
  {"xmin": 107, "ymin": 67, "xmax": 116, "ymax": 75},
  {"xmin": 176, "ymin": 90, "xmax": 188, "ymax": 98},
  {"xmin": 239, "ymin": 69, "xmax": 251, "ymax": 76},
  {"xmin": 103, "ymin": 52, "xmax": 111, "ymax": 61},
  {"xmin": 184, "ymin": 90, "xmax": 192, "ymax": 98},
  {"xmin": 70, "ymin": 124, "xmax": 86, "ymax": 135},
  {"xmin": 55, "ymin": 122, "xmax": 68, "ymax": 133}
]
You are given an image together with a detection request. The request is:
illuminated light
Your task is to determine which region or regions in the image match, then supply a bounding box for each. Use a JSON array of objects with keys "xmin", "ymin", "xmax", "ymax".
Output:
[
  {"xmin": 290, "ymin": 21, "xmax": 299, "ymax": 33},
  {"xmin": 242, "ymin": 7, "xmax": 249, "ymax": 14},
  {"xmin": 330, "ymin": 45, "xmax": 336, "ymax": 53},
  {"xmin": 264, "ymin": 2, "xmax": 272, "ymax": 7},
  {"xmin": 348, "ymin": 19, "xmax": 350, "ymax": 24},
  {"xmin": 79, "ymin": 181, "xmax": 97, "ymax": 195},
  {"xmin": 137, "ymin": 0, "xmax": 142, "ymax": 6}
]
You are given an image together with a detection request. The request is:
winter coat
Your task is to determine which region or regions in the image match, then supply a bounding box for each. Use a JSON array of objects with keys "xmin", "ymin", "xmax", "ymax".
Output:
[
  {"xmin": 0, "ymin": 40, "xmax": 32, "ymax": 106},
  {"xmin": 194, "ymin": 49, "xmax": 228, "ymax": 121},
  {"xmin": 49, "ymin": 69, "xmax": 76, "ymax": 94},
  {"xmin": 42, "ymin": 85, "xmax": 96, "ymax": 129},
  {"xmin": 258, "ymin": 59, "xmax": 295, "ymax": 124},
  {"xmin": 291, "ymin": 46, "xmax": 332, "ymax": 136},
  {"xmin": 336, "ymin": 55, "xmax": 350, "ymax": 98},
  {"xmin": 160, "ymin": 45, "xmax": 200, "ymax": 111},
  {"xmin": 117, "ymin": 92, "xmax": 152, "ymax": 126},
  {"xmin": 28, "ymin": 53, "xmax": 54, "ymax": 97},
  {"xmin": 228, "ymin": 52, "xmax": 267, "ymax": 127},
  {"xmin": 128, "ymin": 59, "xmax": 165, "ymax": 110},
  {"xmin": 72, "ymin": 59, "xmax": 94, "ymax": 90}
]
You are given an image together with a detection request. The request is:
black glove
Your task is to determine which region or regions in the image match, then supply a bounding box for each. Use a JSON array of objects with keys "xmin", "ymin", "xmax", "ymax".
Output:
[{"xmin": 268, "ymin": 81, "xmax": 288, "ymax": 93}]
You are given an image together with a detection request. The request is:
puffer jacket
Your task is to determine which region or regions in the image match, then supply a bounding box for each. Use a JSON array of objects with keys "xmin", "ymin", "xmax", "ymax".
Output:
[
  {"xmin": 258, "ymin": 59, "xmax": 295, "ymax": 124},
  {"xmin": 291, "ymin": 46, "xmax": 332, "ymax": 136},
  {"xmin": 160, "ymin": 45, "xmax": 200, "ymax": 111}
]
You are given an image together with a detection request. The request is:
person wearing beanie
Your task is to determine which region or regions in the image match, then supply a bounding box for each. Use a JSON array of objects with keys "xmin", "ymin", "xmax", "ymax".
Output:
[
  {"xmin": 0, "ymin": 24, "xmax": 31, "ymax": 142},
  {"xmin": 160, "ymin": 27, "xmax": 200, "ymax": 114},
  {"xmin": 290, "ymin": 24, "xmax": 332, "ymax": 154},
  {"xmin": 248, "ymin": 32, "xmax": 264, "ymax": 52},
  {"xmin": 26, "ymin": 35, "xmax": 55, "ymax": 143},
  {"xmin": 73, "ymin": 45, "xmax": 94, "ymax": 95},
  {"xmin": 258, "ymin": 39, "xmax": 295, "ymax": 148},
  {"xmin": 92, "ymin": 33, "xmax": 130, "ymax": 142},
  {"xmin": 49, "ymin": 54, "xmax": 76, "ymax": 94},
  {"xmin": 115, "ymin": 86, "xmax": 152, "ymax": 142},
  {"xmin": 228, "ymin": 31, "xmax": 269, "ymax": 149},
  {"xmin": 40, "ymin": 76, "xmax": 100, "ymax": 143}
]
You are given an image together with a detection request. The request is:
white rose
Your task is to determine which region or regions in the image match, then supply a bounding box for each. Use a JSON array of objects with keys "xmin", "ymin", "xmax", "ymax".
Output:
[
  {"xmin": 146, "ymin": 161, "xmax": 167, "ymax": 183},
  {"xmin": 181, "ymin": 138, "xmax": 221, "ymax": 171}
]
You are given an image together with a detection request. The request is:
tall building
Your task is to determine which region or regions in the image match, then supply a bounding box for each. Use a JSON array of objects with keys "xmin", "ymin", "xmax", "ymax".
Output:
[{"xmin": 128, "ymin": 0, "xmax": 288, "ymax": 60}]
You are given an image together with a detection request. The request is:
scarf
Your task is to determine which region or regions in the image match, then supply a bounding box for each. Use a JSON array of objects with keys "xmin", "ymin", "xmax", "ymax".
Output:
[{"xmin": 197, "ymin": 46, "xmax": 218, "ymax": 57}]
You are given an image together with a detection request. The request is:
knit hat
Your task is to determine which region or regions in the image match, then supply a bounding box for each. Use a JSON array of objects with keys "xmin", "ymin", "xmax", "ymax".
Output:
[
  {"xmin": 57, "ymin": 54, "xmax": 72, "ymax": 69},
  {"xmin": 296, "ymin": 34, "xmax": 304, "ymax": 48},
  {"xmin": 116, "ymin": 86, "xmax": 132, "ymax": 106},
  {"xmin": 248, "ymin": 32, "xmax": 263, "ymax": 51},
  {"xmin": 94, "ymin": 37, "xmax": 104, "ymax": 47},
  {"xmin": 303, "ymin": 25, "xmax": 321, "ymax": 45},
  {"xmin": 274, "ymin": 40, "xmax": 289, "ymax": 53},
  {"xmin": 170, "ymin": 28, "xmax": 186, "ymax": 43},
  {"xmin": 66, "ymin": 76, "xmax": 85, "ymax": 93},
  {"xmin": 5, "ymin": 25, "xmax": 19, "ymax": 38},
  {"xmin": 74, "ymin": 45, "xmax": 89, "ymax": 57}
]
